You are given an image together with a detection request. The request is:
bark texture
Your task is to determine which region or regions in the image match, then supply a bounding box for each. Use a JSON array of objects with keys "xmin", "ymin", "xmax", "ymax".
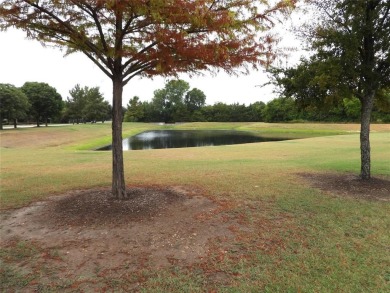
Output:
[
  {"xmin": 111, "ymin": 77, "xmax": 126, "ymax": 199},
  {"xmin": 359, "ymin": 95, "xmax": 374, "ymax": 180}
]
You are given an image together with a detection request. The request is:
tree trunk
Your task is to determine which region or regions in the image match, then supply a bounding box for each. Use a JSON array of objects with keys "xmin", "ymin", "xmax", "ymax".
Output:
[
  {"xmin": 37, "ymin": 116, "xmax": 40, "ymax": 127},
  {"xmin": 45, "ymin": 116, "xmax": 48, "ymax": 127},
  {"xmin": 13, "ymin": 118, "xmax": 17, "ymax": 129},
  {"xmin": 111, "ymin": 76, "xmax": 127, "ymax": 199},
  {"xmin": 360, "ymin": 95, "xmax": 374, "ymax": 180}
]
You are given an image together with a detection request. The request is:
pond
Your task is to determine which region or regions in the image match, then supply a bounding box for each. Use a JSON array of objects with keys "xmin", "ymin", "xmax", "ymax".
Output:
[{"xmin": 98, "ymin": 130, "xmax": 290, "ymax": 151}]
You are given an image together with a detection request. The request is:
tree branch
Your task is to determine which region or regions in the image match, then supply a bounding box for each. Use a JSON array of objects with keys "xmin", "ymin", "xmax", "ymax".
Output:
[{"xmin": 23, "ymin": 0, "xmax": 112, "ymax": 73}]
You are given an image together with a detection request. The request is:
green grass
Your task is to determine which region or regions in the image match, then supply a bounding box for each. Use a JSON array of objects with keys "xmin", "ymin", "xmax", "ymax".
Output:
[{"xmin": 1, "ymin": 122, "xmax": 389, "ymax": 292}]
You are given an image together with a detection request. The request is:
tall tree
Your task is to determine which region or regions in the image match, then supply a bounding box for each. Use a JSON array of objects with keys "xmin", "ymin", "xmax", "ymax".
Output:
[
  {"xmin": 65, "ymin": 85, "xmax": 111, "ymax": 123},
  {"xmin": 184, "ymin": 88, "xmax": 206, "ymax": 113},
  {"xmin": 0, "ymin": 0, "xmax": 295, "ymax": 198},
  {"xmin": 273, "ymin": 0, "xmax": 389, "ymax": 179},
  {"xmin": 0, "ymin": 83, "xmax": 30, "ymax": 129},
  {"xmin": 66, "ymin": 84, "xmax": 88, "ymax": 124},
  {"xmin": 82, "ymin": 87, "xmax": 111, "ymax": 123},
  {"xmin": 152, "ymin": 79, "xmax": 190, "ymax": 123},
  {"xmin": 21, "ymin": 82, "xmax": 63, "ymax": 127}
]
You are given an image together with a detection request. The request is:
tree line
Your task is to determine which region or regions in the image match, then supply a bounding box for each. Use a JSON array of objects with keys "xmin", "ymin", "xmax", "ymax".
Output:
[
  {"xmin": 0, "ymin": 82, "xmax": 63, "ymax": 129},
  {"xmin": 0, "ymin": 82, "xmax": 111, "ymax": 129},
  {"xmin": 123, "ymin": 79, "xmax": 389, "ymax": 124},
  {"xmin": 2, "ymin": 79, "xmax": 388, "ymax": 130}
]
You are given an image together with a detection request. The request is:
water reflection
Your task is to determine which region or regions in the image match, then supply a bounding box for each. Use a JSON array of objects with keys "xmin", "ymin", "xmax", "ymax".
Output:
[{"xmin": 98, "ymin": 130, "xmax": 289, "ymax": 151}]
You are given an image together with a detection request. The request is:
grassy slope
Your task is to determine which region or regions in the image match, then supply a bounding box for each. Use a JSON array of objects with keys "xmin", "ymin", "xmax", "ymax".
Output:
[{"xmin": 1, "ymin": 122, "xmax": 389, "ymax": 292}]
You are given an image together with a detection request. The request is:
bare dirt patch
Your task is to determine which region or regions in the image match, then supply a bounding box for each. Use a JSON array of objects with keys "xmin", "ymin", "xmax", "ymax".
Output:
[
  {"xmin": 0, "ymin": 186, "xmax": 240, "ymax": 290},
  {"xmin": 299, "ymin": 173, "xmax": 390, "ymax": 201}
]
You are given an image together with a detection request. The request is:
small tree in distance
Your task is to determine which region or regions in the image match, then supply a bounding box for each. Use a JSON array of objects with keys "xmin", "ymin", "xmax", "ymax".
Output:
[
  {"xmin": 65, "ymin": 85, "xmax": 88, "ymax": 124},
  {"xmin": 0, "ymin": 84, "xmax": 30, "ymax": 129},
  {"xmin": 152, "ymin": 80, "xmax": 190, "ymax": 123},
  {"xmin": 66, "ymin": 85, "xmax": 110, "ymax": 123},
  {"xmin": 0, "ymin": 0, "xmax": 296, "ymax": 199},
  {"xmin": 185, "ymin": 88, "xmax": 207, "ymax": 113},
  {"xmin": 124, "ymin": 96, "xmax": 144, "ymax": 122},
  {"xmin": 21, "ymin": 82, "xmax": 63, "ymax": 127}
]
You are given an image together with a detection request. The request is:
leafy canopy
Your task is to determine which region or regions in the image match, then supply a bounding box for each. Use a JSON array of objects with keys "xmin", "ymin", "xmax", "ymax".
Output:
[
  {"xmin": 65, "ymin": 85, "xmax": 111, "ymax": 122},
  {"xmin": 0, "ymin": 0, "xmax": 296, "ymax": 83},
  {"xmin": 21, "ymin": 82, "xmax": 63, "ymax": 119},
  {"xmin": 0, "ymin": 83, "xmax": 30, "ymax": 122}
]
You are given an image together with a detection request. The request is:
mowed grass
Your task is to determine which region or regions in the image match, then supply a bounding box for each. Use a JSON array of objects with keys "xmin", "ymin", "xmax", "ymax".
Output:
[
  {"xmin": 1, "ymin": 122, "xmax": 389, "ymax": 292},
  {"xmin": 1, "ymin": 122, "xmax": 389, "ymax": 208}
]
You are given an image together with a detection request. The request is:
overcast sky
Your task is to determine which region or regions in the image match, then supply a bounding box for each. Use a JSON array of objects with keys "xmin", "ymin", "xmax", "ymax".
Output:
[{"xmin": 0, "ymin": 13, "xmax": 305, "ymax": 107}]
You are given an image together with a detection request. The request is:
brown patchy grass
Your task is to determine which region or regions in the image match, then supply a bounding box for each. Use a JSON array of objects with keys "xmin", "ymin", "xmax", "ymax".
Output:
[
  {"xmin": 1, "ymin": 186, "xmax": 304, "ymax": 292},
  {"xmin": 1, "ymin": 175, "xmax": 388, "ymax": 291}
]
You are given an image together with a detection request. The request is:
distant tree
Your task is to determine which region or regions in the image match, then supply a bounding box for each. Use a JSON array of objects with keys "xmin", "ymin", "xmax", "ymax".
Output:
[
  {"xmin": 263, "ymin": 97, "xmax": 297, "ymax": 122},
  {"xmin": 124, "ymin": 96, "xmax": 144, "ymax": 122},
  {"xmin": 195, "ymin": 101, "xmax": 266, "ymax": 122},
  {"xmin": 140, "ymin": 101, "xmax": 160, "ymax": 123},
  {"xmin": 65, "ymin": 85, "xmax": 110, "ymax": 123},
  {"xmin": 65, "ymin": 84, "xmax": 88, "ymax": 124},
  {"xmin": 0, "ymin": 83, "xmax": 30, "ymax": 129},
  {"xmin": 0, "ymin": 0, "xmax": 295, "ymax": 198},
  {"xmin": 152, "ymin": 80, "xmax": 190, "ymax": 123},
  {"xmin": 247, "ymin": 101, "xmax": 266, "ymax": 121},
  {"xmin": 21, "ymin": 82, "xmax": 63, "ymax": 127},
  {"xmin": 210, "ymin": 102, "xmax": 232, "ymax": 122},
  {"xmin": 82, "ymin": 87, "xmax": 111, "ymax": 123},
  {"xmin": 184, "ymin": 88, "xmax": 206, "ymax": 114}
]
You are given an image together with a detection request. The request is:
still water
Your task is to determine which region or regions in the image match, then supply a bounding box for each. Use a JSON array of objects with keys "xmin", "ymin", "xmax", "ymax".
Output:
[{"xmin": 98, "ymin": 130, "xmax": 289, "ymax": 151}]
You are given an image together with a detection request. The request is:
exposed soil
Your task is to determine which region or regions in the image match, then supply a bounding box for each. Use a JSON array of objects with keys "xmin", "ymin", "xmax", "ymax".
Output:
[
  {"xmin": 299, "ymin": 172, "xmax": 390, "ymax": 201},
  {"xmin": 0, "ymin": 186, "xmax": 240, "ymax": 291},
  {"xmin": 1, "ymin": 174, "xmax": 389, "ymax": 291}
]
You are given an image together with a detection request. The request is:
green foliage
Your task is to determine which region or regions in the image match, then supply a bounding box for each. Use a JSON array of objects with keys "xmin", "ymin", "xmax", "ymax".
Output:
[
  {"xmin": 82, "ymin": 88, "xmax": 111, "ymax": 123},
  {"xmin": 135, "ymin": 91, "xmax": 387, "ymax": 123},
  {"xmin": 64, "ymin": 85, "xmax": 111, "ymax": 123},
  {"xmin": 124, "ymin": 96, "xmax": 144, "ymax": 122},
  {"xmin": 152, "ymin": 80, "xmax": 190, "ymax": 123},
  {"xmin": 0, "ymin": 83, "xmax": 30, "ymax": 129},
  {"xmin": 135, "ymin": 79, "xmax": 268, "ymax": 123},
  {"xmin": 270, "ymin": 0, "xmax": 389, "ymax": 113},
  {"xmin": 263, "ymin": 97, "xmax": 297, "ymax": 122},
  {"xmin": 21, "ymin": 82, "xmax": 63, "ymax": 127},
  {"xmin": 343, "ymin": 97, "xmax": 361, "ymax": 121},
  {"xmin": 184, "ymin": 88, "xmax": 206, "ymax": 113},
  {"xmin": 269, "ymin": 58, "xmax": 348, "ymax": 109}
]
